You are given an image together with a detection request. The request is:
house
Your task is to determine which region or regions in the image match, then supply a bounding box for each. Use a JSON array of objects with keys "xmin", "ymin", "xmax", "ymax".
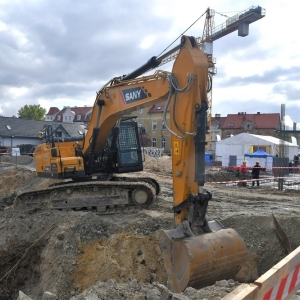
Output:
[
  {"xmin": 45, "ymin": 106, "xmax": 92, "ymax": 124},
  {"xmin": 221, "ymin": 112, "xmax": 281, "ymax": 139},
  {"xmin": 0, "ymin": 116, "xmax": 85, "ymax": 150},
  {"xmin": 45, "ymin": 107, "xmax": 60, "ymax": 121},
  {"xmin": 128, "ymin": 102, "xmax": 171, "ymax": 153}
]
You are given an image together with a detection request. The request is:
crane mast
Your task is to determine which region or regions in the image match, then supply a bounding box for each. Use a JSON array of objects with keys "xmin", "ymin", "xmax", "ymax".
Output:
[{"xmin": 199, "ymin": 8, "xmax": 216, "ymax": 152}]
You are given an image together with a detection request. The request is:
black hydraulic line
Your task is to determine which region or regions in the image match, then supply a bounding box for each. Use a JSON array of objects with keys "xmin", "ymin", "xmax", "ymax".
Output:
[
  {"xmin": 121, "ymin": 39, "xmax": 185, "ymax": 81},
  {"xmin": 110, "ymin": 126, "xmax": 119, "ymax": 151},
  {"xmin": 121, "ymin": 56, "xmax": 161, "ymax": 81},
  {"xmin": 86, "ymin": 100, "xmax": 105, "ymax": 175},
  {"xmin": 194, "ymin": 102, "xmax": 208, "ymax": 186}
]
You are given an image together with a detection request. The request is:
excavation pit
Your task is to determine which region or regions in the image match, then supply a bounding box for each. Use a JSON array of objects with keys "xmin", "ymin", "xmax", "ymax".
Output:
[{"xmin": 0, "ymin": 160, "xmax": 299, "ymax": 299}]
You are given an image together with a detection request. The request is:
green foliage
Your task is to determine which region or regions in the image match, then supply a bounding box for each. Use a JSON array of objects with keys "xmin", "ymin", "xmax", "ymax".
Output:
[{"xmin": 17, "ymin": 104, "xmax": 46, "ymax": 120}]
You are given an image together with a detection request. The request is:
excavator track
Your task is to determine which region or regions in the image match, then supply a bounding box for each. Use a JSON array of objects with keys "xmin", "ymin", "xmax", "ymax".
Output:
[
  {"xmin": 48, "ymin": 176, "xmax": 160, "ymax": 196},
  {"xmin": 111, "ymin": 175, "xmax": 160, "ymax": 195},
  {"xmin": 14, "ymin": 179, "xmax": 157, "ymax": 214}
]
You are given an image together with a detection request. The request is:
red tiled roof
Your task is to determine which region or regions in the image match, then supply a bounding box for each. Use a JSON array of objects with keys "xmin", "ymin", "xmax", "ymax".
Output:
[
  {"xmin": 148, "ymin": 102, "xmax": 170, "ymax": 114},
  {"xmin": 46, "ymin": 107, "xmax": 60, "ymax": 115},
  {"xmin": 71, "ymin": 107, "xmax": 92, "ymax": 115},
  {"xmin": 50, "ymin": 106, "xmax": 92, "ymax": 122},
  {"xmin": 71, "ymin": 107, "xmax": 92, "ymax": 122},
  {"xmin": 212, "ymin": 116, "xmax": 226, "ymax": 127},
  {"xmin": 222, "ymin": 113, "xmax": 280, "ymax": 129}
]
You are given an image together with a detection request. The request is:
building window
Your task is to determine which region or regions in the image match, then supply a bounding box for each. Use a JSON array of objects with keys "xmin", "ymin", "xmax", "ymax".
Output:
[
  {"xmin": 57, "ymin": 116, "xmax": 61, "ymax": 121},
  {"xmin": 152, "ymin": 138, "xmax": 157, "ymax": 147},
  {"xmin": 77, "ymin": 115, "xmax": 81, "ymax": 121},
  {"xmin": 69, "ymin": 116, "xmax": 72, "ymax": 121},
  {"xmin": 162, "ymin": 121, "xmax": 166, "ymax": 130},
  {"xmin": 56, "ymin": 131, "xmax": 62, "ymax": 137},
  {"xmin": 138, "ymin": 121, "xmax": 142, "ymax": 127},
  {"xmin": 5, "ymin": 125, "xmax": 11, "ymax": 130},
  {"xmin": 65, "ymin": 116, "xmax": 67, "ymax": 121},
  {"xmin": 152, "ymin": 120, "xmax": 157, "ymax": 130},
  {"xmin": 161, "ymin": 137, "xmax": 166, "ymax": 148},
  {"xmin": 139, "ymin": 109, "xmax": 143, "ymax": 114}
]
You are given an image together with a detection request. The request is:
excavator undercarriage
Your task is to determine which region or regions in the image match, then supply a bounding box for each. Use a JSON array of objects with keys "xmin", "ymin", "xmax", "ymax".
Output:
[{"xmin": 14, "ymin": 176, "xmax": 159, "ymax": 213}]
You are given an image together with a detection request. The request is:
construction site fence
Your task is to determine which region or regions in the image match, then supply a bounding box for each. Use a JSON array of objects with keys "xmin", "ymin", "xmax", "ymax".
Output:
[
  {"xmin": 224, "ymin": 246, "xmax": 300, "ymax": 300},
  {"xmin": 206, "ymin": 166, "xmax": 300, "ymax": 191}
]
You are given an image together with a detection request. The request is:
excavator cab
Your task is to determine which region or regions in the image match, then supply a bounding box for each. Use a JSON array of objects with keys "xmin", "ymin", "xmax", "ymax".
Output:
[{"xmin": 115, "ymin": 121, "xmax": 143, "ymax": 173}]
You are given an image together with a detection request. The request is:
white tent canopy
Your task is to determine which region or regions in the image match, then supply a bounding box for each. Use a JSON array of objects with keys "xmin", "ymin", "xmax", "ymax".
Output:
[{"xmin": 216, "ymin": 133, "xmax": 299, "ymax": 167}]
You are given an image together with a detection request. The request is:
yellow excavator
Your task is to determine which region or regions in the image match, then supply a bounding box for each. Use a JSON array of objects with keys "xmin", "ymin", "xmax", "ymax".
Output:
[{"xmin": 15, "ymin": 35, "xmax": 247, "ymax": 292}]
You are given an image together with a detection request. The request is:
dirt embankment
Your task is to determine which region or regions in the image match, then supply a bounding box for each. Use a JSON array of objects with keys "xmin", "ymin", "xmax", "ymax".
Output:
[{"xmin": 0, "ymin": 155, "xmax": 300, "ymax": 299}]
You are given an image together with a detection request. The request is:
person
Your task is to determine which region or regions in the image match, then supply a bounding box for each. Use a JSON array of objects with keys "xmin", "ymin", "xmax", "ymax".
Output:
[
  {"xmin": 240, "ymin": 161, "xmax": 248, "ymax": 187},
  {"xmin": 252, "ymin": 161, "xmax": 261, "ymax": 186},
  {"xmin": 294, "ymin": 155, "xmax": 299, "ymax": 167}
]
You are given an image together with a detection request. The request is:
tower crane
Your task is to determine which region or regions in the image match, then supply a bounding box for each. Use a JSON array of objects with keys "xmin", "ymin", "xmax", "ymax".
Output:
[{"xmin": 148, "ymin": 6, "xmax": 266, "ymax": 151}]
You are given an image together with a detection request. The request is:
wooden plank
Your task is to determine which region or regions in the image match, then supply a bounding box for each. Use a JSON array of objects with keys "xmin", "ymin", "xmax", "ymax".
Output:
[
  {"xmin": 272, "ymin": 213, "xmax": 292, "ymax": 253},
  {"xmin": 222, "ymin": 284, "xmax": 258, "ymax": 300},
  {"xmin": 253, "ymin": 246, "xmax": 300, "ymax": 296},
  {"xmin": 223, "ymin": 246, "xmax": 300, "ymax": 299}
]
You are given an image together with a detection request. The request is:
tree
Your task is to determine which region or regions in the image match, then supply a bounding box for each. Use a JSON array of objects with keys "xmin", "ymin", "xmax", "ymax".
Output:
[{"xmin": 17, "ymin": 104, "xmax": 46, "ymax": 120}]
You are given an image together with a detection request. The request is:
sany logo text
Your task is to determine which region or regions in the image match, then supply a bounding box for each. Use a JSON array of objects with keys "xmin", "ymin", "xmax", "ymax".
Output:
[
  {"xmin": 124, "ymin": 90, "xmax": 141, "ymax": 101},
  {"xmin": 121, "ymin": 87, "xmax": 150, "ymax": 104}
]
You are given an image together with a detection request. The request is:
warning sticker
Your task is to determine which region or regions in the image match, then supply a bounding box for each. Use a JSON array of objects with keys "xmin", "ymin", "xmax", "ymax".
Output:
[{"xmin": 173, "ymin": 140, "xmax": 179, "ymax": 155}]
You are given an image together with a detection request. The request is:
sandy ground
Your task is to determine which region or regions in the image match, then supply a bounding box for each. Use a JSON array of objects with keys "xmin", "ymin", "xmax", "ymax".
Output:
[{"xmin": 0, "ymin": 155, "xmax": 300, "ymax": 300}]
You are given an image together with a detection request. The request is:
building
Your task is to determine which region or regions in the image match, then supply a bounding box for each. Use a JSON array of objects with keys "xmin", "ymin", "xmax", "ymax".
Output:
[
  {"xmin": 0, "ymin": 116, "xmax": 85, "ymax": 150},
  {"xmin": 45, "ymin": 106, "xmax": 92, "ymax": 124},
  {"xmin": 210, "ymin": 114, "xmax": 226, "ymax": 152},
  {"xmin": 44, "ymin": 105, "xmax": 297, "ymax": 158},
  {"xmin": 221, "ymin": 112, "xmax": 281, "ymax": 139},
  {"xmin": 128, "ymin": 102, "xmax": 171, "ymax": 153}
]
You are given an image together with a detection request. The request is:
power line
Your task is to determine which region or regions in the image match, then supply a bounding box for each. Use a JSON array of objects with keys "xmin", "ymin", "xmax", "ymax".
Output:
[{"xmin": 156, "ymin": 10, "xmax": 207, "ymax": 58}]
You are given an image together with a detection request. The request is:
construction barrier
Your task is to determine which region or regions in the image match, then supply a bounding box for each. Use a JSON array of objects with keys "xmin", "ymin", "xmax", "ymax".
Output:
[
  {"xmin": 207, "ymin": 177, "xmax": 274, "ymax": 185},
  {"xmin": 223, "ymin": 246, "xmax": 300, "ymax": 300}
]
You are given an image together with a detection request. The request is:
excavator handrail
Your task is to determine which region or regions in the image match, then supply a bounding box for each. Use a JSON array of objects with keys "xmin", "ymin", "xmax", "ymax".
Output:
[{"xmin": 95, "ymin": 70, "xmax": 170, "ymax": 98}]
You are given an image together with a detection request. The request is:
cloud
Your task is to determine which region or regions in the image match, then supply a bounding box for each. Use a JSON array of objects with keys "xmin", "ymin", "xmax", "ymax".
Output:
[{"xmin": 0, "ymin": 0, "xmax": 300, "ymax": 125}]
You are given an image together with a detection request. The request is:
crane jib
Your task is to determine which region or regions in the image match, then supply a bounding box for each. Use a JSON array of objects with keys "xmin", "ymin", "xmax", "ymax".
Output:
[{"xmin": 121, "ymin": 87, "xmax": 151, "ymax": 104}]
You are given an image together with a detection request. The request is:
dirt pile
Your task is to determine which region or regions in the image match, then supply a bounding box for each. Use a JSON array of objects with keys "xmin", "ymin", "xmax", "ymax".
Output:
[{"xmin": 0, "ymin": 156, "xmax": 300, "ymax": 299}]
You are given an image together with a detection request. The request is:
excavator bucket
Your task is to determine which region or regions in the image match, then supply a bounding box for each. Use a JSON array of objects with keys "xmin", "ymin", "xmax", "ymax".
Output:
[{"xmin": 159, "ymin": 222, "xmax": 247, "ymax": 293}]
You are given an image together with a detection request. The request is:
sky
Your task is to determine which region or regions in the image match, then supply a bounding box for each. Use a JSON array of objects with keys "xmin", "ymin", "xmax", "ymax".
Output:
[{"xmin": 0, "ymin": 0, "xmax": 300, "ymax": 128}]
